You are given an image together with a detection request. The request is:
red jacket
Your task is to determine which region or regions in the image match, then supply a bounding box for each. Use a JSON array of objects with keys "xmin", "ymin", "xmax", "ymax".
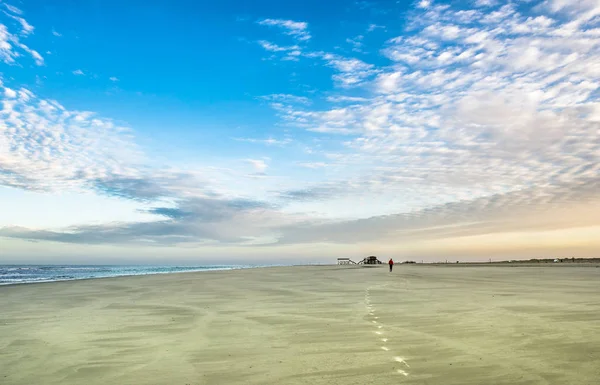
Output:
[{"xmin": 388, "ymin": 259, "xmax": 394, "ymax": 265}]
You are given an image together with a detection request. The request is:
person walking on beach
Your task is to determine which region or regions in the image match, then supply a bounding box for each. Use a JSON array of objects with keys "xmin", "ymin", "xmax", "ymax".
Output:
[{"xmin": 388, "ymin": 258, "xmax": 394, "ymax": 272}]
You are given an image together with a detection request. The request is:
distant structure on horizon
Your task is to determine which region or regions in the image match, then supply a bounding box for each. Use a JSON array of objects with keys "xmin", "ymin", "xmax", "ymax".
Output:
[
  {"xmin": 361, "ymin": 256, "xmax": 383, "ymax": 265},
  {"xmin": 336, "ymin": 256, "xmax": 384, "ymax": 265}
]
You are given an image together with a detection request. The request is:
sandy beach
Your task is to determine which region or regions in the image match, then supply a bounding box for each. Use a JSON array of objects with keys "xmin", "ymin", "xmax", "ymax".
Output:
[{"xmin": 1, "ymin": 264, "xmax": 599, "ymax": 385}]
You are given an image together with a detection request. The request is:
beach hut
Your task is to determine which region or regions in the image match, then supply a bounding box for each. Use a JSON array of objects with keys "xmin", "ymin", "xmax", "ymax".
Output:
[{"xmin": 358, "ymin": 256, "xmax": 383, "ymax": 265}]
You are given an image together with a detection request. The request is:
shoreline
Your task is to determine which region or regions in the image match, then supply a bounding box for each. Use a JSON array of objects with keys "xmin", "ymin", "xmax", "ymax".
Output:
[{"xmin": 0, "ymin": 264, "xmax": 273, "ymax": 287}]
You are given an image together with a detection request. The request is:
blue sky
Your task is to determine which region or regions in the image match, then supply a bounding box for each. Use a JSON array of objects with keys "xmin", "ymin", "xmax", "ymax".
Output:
[{"xmin": 1, "ymin": 0, "xmax": 600, "ymax": 264}]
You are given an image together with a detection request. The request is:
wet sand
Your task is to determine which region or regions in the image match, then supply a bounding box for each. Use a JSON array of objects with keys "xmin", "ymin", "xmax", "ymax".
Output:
[{"xmin": 1, "ymin": 264, "xmax": 599, "ymax": 385}]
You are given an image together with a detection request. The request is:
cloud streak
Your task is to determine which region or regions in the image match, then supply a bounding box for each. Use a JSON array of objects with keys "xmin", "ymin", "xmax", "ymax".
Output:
[
  {"xmin": 275, "ymin": 178, "xmax": 600, "ymax": 245},
  {"xmin": 234, "ymin": 137, "xmax": 291, "ymax": 146},
  {"xmin": 4, "ymin": 11, "xmax": 34, "ymax": 35},
  {"xmin": 0, "ymin": 195, "xmax": 287, "ymax": 246},
  {"xmin": 0, "ymin": 13, "xmax": 43, "ymax": 65},
  {"xmin": 257, "ymin": 18, "xmax": 311, "ymax": 41}
]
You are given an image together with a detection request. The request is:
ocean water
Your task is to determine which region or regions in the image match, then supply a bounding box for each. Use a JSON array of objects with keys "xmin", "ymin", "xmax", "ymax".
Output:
[{"xmin": 0, "ymin": 264, "xmax": 257, "ymax": 285}]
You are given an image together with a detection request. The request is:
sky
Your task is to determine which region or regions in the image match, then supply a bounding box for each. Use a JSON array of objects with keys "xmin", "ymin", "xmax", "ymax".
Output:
[{"xmin": 0, "ymin": 0, "xmax": 599, "ymax": 264}]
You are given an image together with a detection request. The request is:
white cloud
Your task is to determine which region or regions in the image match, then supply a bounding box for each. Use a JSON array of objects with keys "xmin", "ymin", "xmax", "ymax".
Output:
[
  {"xmin": 257, "ymin": 40, "xmax": 303, "ymax": 61},
  {"xmin": 0, "ymin": 23, "xmax": 44, "ymax": 65},
  {"xmin": 323, "ymin": 54, "xmax": 372, "ymax": 73},
  {"xmin": 257, "ymin": 18, "xmax": 311, "ymax": 41},
  {"xmin": 4, "ymin": 12, "xmax": 34, "ymax": 35},
  {"xmin": 281, "ymin": 51, "xmax": 302, "ymax": 61},
  {"xmin": 346, "ymin": 35, "xmax": 364, "ymax": 52},
  {"xmin": 245, "ymin": 159, "xmax": 269, "ymax": 173},
  {"xmin": 258, "ymin": 40, "xmax": 300, "ymax": 52},
  {"xmin": 4, "ymin": 87, "xmax": 17, "ymax": 98},
  {"xmin": 265, "ymin": 0, "xmax": 600, "ymax": 242},
  {"xmin": 20, "ymin": 44, "xmax": 44, "ymax": 65},
  {"xmin": 52, "ymin": 29, "xmax": 62, "ymax": 37},
  {"xmin": 319, "ymin": 53, "xmax": 377, "ymax": 87},
  {"xmin": 474, "ymin": 0, "xmax": 498, "ymax": 7},
  {"xmin": 326, "ymin": 96, "xmax": 370, "ymax": 103},
  {"xmin": 0, "ymin": 86, "xmax": 140, "ymax": 192},
  {"xmin": 298, "ymin": 162, "xmax": 330, "ymax": 169},
  {"xmin": 0, "ymin": 13, "xmax": 134, "ymax": 195},
  {"xmin": 109, "ymin": 76, "xmax": 119, "ymax": 82},
  {"xmin": 73, "ymin": 69, "xmax": 84, "ymax": 76},
  {"xmin": 259, "ymin": 93, "xmax": 311, "ymax": 105},
  {"xmin": 376, "ymin": 71, "xmax": 403, "ymax": 93},
  {"xmin": 544, "ymin": 0, "xmax": 600, "ymax": 23},
  {"xmin": 4, "ymin": 4, "xmax": 22, "ymax": 15},
  {"xmin": 234, "ymin": 137, "xmax": 292, "ymax": 146},
  {"xmin": 418, "ymin": 0, "xmax": 432, "ymax": 9},
  {"xmin": 367, "ymin": 24, "xmax": 385, "ymax": 32}
]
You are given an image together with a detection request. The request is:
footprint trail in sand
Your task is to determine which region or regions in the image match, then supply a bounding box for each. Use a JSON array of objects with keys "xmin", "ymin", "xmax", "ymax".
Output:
[{"xmin": 365, "ymin": 284, "xmax": 411, "ymax": 378}]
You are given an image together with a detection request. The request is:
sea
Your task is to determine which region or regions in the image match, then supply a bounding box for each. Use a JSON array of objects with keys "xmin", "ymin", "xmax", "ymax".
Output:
[{"xmin": 0, "ymin": 264, "xmax": 260, "ymax": 285}]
